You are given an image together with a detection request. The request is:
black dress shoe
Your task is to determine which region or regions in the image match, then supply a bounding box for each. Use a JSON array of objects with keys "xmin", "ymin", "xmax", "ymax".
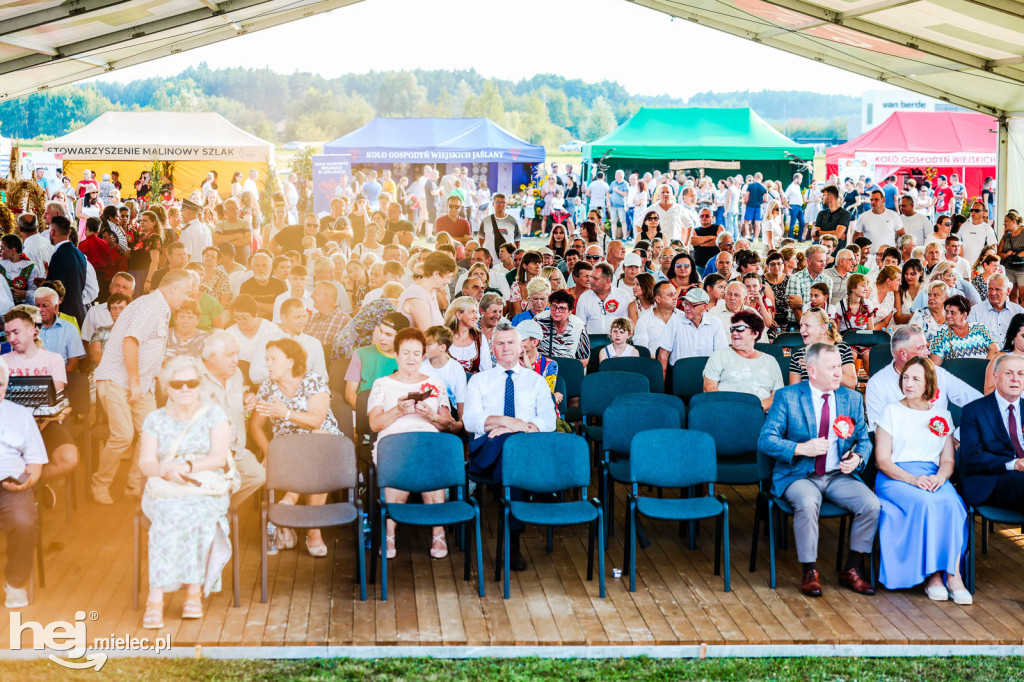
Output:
[{"xmin": 510, "ymin": 549, "xmax": 527, "ymax": 571}]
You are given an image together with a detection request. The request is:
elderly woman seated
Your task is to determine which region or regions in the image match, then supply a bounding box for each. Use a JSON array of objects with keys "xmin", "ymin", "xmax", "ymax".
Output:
[
  {"xmin": 368, "ymin": 327, "xmax": 458, "ymax": 559},
  {"xmin": 703, "ymin": 309, "xmax": 784, "ymax": 412},
  {"xmin": 138, "ymin": 355, "xmax": 233, "ymax": 629},
  {"xmin": 250, "ymin": 338, "xmax": 342, "ymax": 558}
]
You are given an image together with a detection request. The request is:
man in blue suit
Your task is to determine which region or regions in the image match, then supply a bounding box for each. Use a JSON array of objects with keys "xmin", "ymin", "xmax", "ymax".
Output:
[
  {"xmin": 44, "ymin": 216, "xmax": 87, "ymax": 327},
  {"xmin": 959, "ymin": 354, "xmax": 1024, "ymax": 511},
  {"xmin": 758, "ymin": 342, "xmax": 879, "ymax": 597}
]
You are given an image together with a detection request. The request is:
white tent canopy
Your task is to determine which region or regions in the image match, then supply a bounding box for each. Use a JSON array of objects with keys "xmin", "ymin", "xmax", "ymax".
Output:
[{"xmin": 44, "ymin": 111, "xmax": 274, "ymax": 164}]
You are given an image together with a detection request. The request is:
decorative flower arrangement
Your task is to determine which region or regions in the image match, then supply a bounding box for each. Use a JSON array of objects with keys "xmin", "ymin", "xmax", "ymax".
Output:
[
  {"xmin": 832, "ymin": 415, "xmax": 855, "ymax": 439},
  {"xmin": 928, "ymin": 416, "xmax": 950, "ymax": 437}
]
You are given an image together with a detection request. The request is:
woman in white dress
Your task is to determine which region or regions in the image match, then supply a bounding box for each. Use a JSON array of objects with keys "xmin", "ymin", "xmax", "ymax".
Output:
[
  {"xmin": 804, "ymin": 182, "xmax": 823, "ymax": 228},
  {"xmin": 874, "ymin": 356, "xmax": 970, "ymax": 602}
]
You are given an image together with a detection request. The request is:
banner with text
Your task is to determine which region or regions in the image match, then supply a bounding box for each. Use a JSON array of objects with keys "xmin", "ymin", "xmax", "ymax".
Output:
[
  {"xmin": 854, "ymin": 151, "xmax": 996, "ymax": 167},
  {"xmin": 312, "ymin": 154, "xmax": 352, "ymax": 215}
]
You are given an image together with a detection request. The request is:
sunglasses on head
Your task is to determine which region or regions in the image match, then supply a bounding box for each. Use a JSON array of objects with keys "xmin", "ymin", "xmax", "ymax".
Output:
[
  {"xmin": 729, "ymin": 325, "xmax": 750, "ymax": 333},
  {"xmin": 168, "ymin": 379, "xmax": 200, "ymax": 390}
]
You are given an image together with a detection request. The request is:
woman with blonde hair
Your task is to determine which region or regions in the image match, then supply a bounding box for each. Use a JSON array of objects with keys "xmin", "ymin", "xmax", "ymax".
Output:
[
  {"xmin": 444, "ymin": 295, "xmax": 492, "ymax": 374},
  {"xmin": 540, "ymin": 265, "xmax": 566, "ymax": 292},
  {"xmin": 762, "ymin": 199, "xmax": 783, "ymax": 250},
  {"xmin": 788, "ymin": 307, "xmax": 858, "ymax": 388}
]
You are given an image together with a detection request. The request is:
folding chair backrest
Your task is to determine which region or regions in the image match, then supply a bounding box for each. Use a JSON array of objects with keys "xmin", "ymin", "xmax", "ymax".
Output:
[
  {"xmin": 612, "ymin": 392, "xmax": 686, "ymax": 427},
  {"xmin": 601, "ymin": 356, "xmax": 665, "ymax": 393},
  {"xmin": 689, "ymin": 401, "xmax": 764, "ymax": 458},
  {"xmin": 756, "ymin": 449, "xmax": 776, "ymax": 489},
  {"xmin": 636, "ymin": 345, "xmax": 652, "ymax": 358},
  {"xmin": 328, "ymin": 357, "xmax": 350, "ymax": 396},
  {"xmin": 554, "ymin": 374, "xmax": 568, "ymax": 415},
  {"xmin": 580, "ymin": 371, "xmax": 649, "ymax": 420},
  {"xmin": 773, "ymin": 332, "xmax": 804, "ymax": 348},
  {"xmin": 630, "ymin": 429, "xmax": 716, "ymax": 488},
  {"xmin": 554, "ymin": 357, "xmax": 584, "ymax": 401},
  {"xmin": 671, "ymin": 357, "xmax": 707, "ymax": 402},
  {"xmin": 376, "ymin": 432, "xmax": 465, "ymax": 493},
  {"xmin": 755, "ymin": 343, "xmax": 790, "ymax": 377},
  {"xmin": 868, "ymin": 344, "xmax": 893, "ymax": 377},
  {"xmin": 267, "ymin": 433, "xmax": 357, "ymax": 494},
  {"xmin": 942, "ymin": 358, "xmax": 989, "ymax": 393},
  {"xmin": 503, "ymin": 433, "xmax": 589, "ymax": 493},
  {"xmin": 356, "ymin": 389, "xmax": 373, "ymax": 440},
  {"xmin": 842, "ymin": 329, "xmax": 891, "ymax": 348},
  {"xmin": 602, "ymin": 402, "xmax": 682, "ymax": 454},
  {"xmin": 690, "ymin": 391, "xmax": 762, "ymax": 409}
]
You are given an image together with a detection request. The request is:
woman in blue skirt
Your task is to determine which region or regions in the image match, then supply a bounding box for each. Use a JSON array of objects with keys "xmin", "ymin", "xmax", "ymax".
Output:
[{"xmin": 874, "ymin": 355, "xmax": 971, "ymax": 604}]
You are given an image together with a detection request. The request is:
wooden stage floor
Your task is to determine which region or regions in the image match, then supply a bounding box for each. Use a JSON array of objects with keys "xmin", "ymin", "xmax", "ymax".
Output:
[{"xmin": 4, "ymin": 473, "xmax": 1024, "ymax": 650}]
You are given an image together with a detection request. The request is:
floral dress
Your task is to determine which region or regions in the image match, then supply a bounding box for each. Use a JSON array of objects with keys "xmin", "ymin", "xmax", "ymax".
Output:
[
  {"xmin": 202, "ymin": 267, "xmax": 231, "ymax": 301},
  {"xmin": 141, "ymin": 405, "xmax": 231, "ymax": 596},
  {"xmin": 256, "ymin": 371, "xmax": 342, "ymax": 437}
]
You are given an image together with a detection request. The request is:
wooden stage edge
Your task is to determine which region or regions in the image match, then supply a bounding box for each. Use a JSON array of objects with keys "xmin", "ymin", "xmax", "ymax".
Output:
[{"xmin": 4, "ymin": 469, "xmax": 1024, "ymax": 651}]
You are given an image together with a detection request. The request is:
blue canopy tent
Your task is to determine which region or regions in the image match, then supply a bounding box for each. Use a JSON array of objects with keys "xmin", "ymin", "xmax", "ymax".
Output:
[{"xmin": 324, "ymin": 117, "xmax": 545, "ymax": 196}]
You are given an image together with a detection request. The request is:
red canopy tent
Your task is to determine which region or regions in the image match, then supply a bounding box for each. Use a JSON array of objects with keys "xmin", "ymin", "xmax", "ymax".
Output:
[{"xmin": 826, "ymin": 112, "xmax": 997, "ymax": 198}]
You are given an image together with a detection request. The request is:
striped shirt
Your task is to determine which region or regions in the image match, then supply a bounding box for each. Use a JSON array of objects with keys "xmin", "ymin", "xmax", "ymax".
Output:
[{"xmin": 93, "ymin": 290, "xmax": 171, "ymax": 393}]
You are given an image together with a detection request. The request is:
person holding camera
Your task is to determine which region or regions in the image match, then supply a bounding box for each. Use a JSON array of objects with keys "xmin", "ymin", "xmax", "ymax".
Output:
[{"xmin": 367, "ymin": 327, "xmax": 457, "ymax": 559}]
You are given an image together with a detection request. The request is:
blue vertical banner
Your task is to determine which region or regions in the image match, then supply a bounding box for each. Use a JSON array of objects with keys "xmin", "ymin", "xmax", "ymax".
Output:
[{"xmin": 311, "ymin": 154, "xmax": 351, "ymax": 214}]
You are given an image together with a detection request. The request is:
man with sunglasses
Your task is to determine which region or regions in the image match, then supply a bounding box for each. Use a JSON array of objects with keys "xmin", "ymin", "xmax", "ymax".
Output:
[{"xmin": 960, "ymin": 201, "xmax": 998, "ymax": 266}]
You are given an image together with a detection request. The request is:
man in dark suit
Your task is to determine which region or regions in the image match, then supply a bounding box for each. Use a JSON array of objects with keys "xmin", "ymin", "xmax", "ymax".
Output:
[
  {"xmin": 45, "ymin": 216, "xmax": 88, "ymax": 326},
  {"xmin": 758, "ymin": 342, "xmax": 879, "ymax": 597},
  {"xmin": 959, "ymin": 354, "xmax": 1024, "ymax": 511}
]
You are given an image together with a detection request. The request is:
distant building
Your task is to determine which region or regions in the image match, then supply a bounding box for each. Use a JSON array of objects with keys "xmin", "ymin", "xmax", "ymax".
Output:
[{"xmin": 854, "ymin": 90, "xmax": 962, "ymax": 136}]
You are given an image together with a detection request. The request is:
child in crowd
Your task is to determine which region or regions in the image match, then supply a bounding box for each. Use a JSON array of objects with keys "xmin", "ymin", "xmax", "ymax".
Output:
[
  {"xmin": 599, "ymin": 317, "xmax": 639, "ymax": 362},
  {"xmin": 802, "ymin": 282, "xmax": 835, "ymax": 318},
  {"xmin": 835, "ymin": 273, "xmax": 877, "ymax": 370},
  {"xmin": 421, "ymin": 325, "xmax": 467, "ymax": 424}
]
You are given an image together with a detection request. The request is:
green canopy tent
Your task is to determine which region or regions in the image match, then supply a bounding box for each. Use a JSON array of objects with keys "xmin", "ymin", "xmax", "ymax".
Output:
[{"xmin": 582, "ymin": 107, "xmax": 815, "ymax": 186}]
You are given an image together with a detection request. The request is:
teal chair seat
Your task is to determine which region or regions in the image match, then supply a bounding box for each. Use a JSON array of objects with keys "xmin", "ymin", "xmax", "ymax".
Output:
[
  {"xmin": 716, "ymin": 461, "xmax": 759, "ymax": 486},
  {"xmin": 386, "ymin": 500, "xmax": 477, "ymax": 526},
  {"xmin": 509, "ymin": 500, "xmax": 599, "ymax": 527},
  {"xmin": 635, "ymin": 496, "xmax": 725, "ymax": 521}
]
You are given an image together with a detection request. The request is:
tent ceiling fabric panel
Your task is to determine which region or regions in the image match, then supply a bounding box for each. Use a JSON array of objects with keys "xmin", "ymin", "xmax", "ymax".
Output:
[
  {"xmin": 0, "ymin": 0, "xmax": 1022, "ymax": 117},
  {"xmin": 0, "ymin": 0, "xmax": 366, "ymax": 102}
]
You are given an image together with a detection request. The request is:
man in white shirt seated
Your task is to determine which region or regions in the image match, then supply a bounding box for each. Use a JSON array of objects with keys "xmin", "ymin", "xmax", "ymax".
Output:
[
  {"xmin": 277, "ymin": 297, "xmax": 328, "ymax": 379},
  {"xmin": 272, "ymin": 265, "xmax": 313, "ymax": 323},
  {"xmin": 464, "ymin": 322, "xmax": 556, "ymax": 571},
  {"xmin": 81, "ymin": 272, "xmax": 135, "ymax": 343},
  {"xmin": 633, "ymin": 281, "xmax": 681, "ymax": 355},
  {"xmin": 654, "ymin": 287, "xmax": 728, "ymax": 377},
  {"xmin": 225, "ymin": 294, "xmax": 285, "ymax": 387},
  {"xmin": 968, "ymin": 273, "xmax": 1023, "ymax": 345},
  {"xmin": 0, "ymin": 357, "xmax": 48, "ymax": 609},
  {"xmin": 865, "ymin": 325, "xmax": 981, "ymax": 430},
  {"xmin": 575, "ymin": 263, "xmax": 631, "ymax": 335}
]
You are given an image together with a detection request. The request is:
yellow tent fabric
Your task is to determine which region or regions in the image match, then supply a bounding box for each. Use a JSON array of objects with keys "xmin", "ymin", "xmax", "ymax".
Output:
[{"xmin": 62, "ymin": 160, "xmax": 270, "ymax": 201}]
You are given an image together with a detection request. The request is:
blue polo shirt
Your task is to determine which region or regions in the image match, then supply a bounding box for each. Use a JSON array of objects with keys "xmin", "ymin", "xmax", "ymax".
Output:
[
  {"xmin": 745, "ymin": 182, "xmax": 767, "ymax": 207},
  {"xmin": 39, "ymin": 317, "xmax": 86, "ymax": 362},
  {"xmin": 883, "ymin": 183, "xmax": 898, "ymax": 210},
  {"xmin": 609, "ymin": 180, "xmax": 629, "ymax": 207}
]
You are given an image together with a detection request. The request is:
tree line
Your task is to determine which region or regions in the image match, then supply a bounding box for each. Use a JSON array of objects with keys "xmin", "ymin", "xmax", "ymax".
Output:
[{"xmin": 0, "ymin": 64, "xmax": 857, "ymax": 148}]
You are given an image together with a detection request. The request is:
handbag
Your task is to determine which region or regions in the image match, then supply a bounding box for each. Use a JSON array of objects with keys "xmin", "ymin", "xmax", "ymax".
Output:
[
  {"xmin": 489, "ymin": 215, "xmax": 507, "ymax": 252},
  {"xmin": 145, "ymin": 405, "xmax": 240, "ymax": 499}
]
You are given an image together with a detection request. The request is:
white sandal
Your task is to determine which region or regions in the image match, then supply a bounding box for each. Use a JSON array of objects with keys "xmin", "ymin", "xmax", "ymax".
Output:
[{"xmin": 430, "ymin": 533, "xmax": 448, "ymax": 560}]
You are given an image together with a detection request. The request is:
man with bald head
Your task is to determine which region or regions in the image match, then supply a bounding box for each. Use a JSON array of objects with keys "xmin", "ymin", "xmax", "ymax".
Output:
[{"xmin": 239, "ymin": 251, "xmax": 287, "ymax": 319}]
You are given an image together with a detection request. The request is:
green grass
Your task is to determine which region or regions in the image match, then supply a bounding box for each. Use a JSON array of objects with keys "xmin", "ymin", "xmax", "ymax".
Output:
[{"xmin": 7, "ymin": 656, "xmax": 1024, "ymax": 681}]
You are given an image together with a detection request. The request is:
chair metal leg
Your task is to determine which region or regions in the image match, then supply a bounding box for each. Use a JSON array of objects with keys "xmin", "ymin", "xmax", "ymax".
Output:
[
  {"xmin": 836, "ymin": 516, "xmax": 848, "ymax": 572},
  {"xmin": 722, "ymin": 502, "xmax": 731, "ymax": 592},
  {"xmin": 260, "ymin": 504, "xmax": 268, "ymax": 603},
  {"xmin": 494, "ymin": 511, "xmax": 504, "ymax": 583},
  {"xmin": 586, "ymin": 517, "xmax": 595, "ymax": 581},
  {"xmin": 968, "ymin": 511, "xmax": 976, "ymax": 594},
  {"xmin": 713, "ymin": 515, "xmax": 722, "ymax": 576},
  {"xmin": 231, "ymin": 509, "xmax": 241, "ymax": 607},
  {"xmin": 749, "ymin": 493, "xmax": 762, "ymax": 573},
  {"xmin": 596, "ymin": 506, "xmax": 606, "ymax": 598},
  {"xmin": 502, "ymin": 507, "xmax": 512, "ymax": 599},
  {"xmin": 547, "ymin": 525, "xmax": 554, "ymax": 553},
  {"xmin": 474, "ymin": 508, "xmax": 485, "ymax": 597},
  {"xmin": 380, "ymin": 506, "xmax": 389, "ymax": 601},
  {"xmin": 463, "ymin": 520, "xmax": 471, "ymax": 582},
  {"xmin": 627, "ymin": 500, "xmax": 637, "ymax": 592},
  {"xmin": 767, "ymin": 499, "xmax": 777, "ymax": 589},
  {"xmin": 356, "ymin": 508, "xmax": 367, "ymax": 602},
  {"xmin": 982, "ymin": 515, "xmax": 989, "ymax": 554}
]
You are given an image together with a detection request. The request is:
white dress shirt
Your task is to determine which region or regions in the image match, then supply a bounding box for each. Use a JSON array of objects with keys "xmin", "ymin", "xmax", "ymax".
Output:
[
  {"xmin": 463, "ymin": 363, "xmax": 557, "ymax": 439},
  {"xmin": 968, "ymin": 300, "xmax": 1024, "ymax": 347},
  {"xmin": 179, "ymin": 218, "xmax": 213, "ymax": 263},
  {"xmin": 653, "ymin": 313, "xmax": 728, "ymax": 363},
  {"xmin": 808, "ymin": 384, "xmax": 841, "ymax": 472},
  {"xmin": 226, "ymin": 319, "xmax": 286, "ymax": 385},
  {"xmin": 575, "ymin": 288, "xmax": 632, "ymax": 335},
  {"xmin": 633, "ymin": 308, "xmax": 681, "ymax": 354},
  {"xmin": 864, "ymin": 361, "xmax": 981, "ymax": 429}
]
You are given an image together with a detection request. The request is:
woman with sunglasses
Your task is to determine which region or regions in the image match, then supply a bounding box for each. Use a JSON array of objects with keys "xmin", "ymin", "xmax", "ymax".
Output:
[
  {"xmin": 702, "ymin": 310, "xmax": 784, "ymax": 412},
  {"xmin": 668, "ymin": 252, "xmax": 700, "ymax": 310},
  {"xmin": 138, "ymin": 355, "xmax": 233, "ymax": 629},
  {"xmin": 637, "ymin": 210, "xmax": 662, "ymax": 244},
  {"xmin": 251, "ymin": 338, "xmax": 342, "ymax": 558}
]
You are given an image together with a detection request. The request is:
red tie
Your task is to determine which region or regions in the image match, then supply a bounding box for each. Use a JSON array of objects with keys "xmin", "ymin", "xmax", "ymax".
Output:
[
  {"xmin": 815, "ymin": 393, "xmax": 830, "ymax": 476},
  {"xmin": 1009, "ymin": 405, "xmax": 1024, "ymax": 459}
]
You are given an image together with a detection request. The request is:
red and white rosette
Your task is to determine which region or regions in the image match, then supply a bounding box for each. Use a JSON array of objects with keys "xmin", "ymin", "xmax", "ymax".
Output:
[
  {"xmin": 930, "ymin": 387, "xmax": 940, "ymax": 404},
  {"xmin": 832, "ymin": 416, "xmax": 855, "ymax": 439},
  {"xmin": 928, "ymin": 416, "xmax": 950, "ymax": 438},
  {"xmin": 11, "ymin": 276, "xmax": 27, "ymax": 291},
  {"xmin": 420, "ymin": 382, "xmax": 440, "ymax": 400},
  {"xmin": 604, "ymin": 299, "xmax": 619, "ymax": 314}
]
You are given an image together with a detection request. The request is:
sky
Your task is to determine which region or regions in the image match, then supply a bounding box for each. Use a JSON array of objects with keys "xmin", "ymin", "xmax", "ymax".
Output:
[{"xmin": 87, "ymin": 0, "xmax": 890, "ymax": 98}]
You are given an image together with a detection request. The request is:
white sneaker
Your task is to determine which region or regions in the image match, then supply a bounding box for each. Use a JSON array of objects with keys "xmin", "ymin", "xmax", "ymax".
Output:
[
  {"xmin": 5, "ymin": 582, "xmax": 28, "ymax": 609},
  {"xmin": 91, "ymin": 485, "xmax": 114, "ymax": 505}
]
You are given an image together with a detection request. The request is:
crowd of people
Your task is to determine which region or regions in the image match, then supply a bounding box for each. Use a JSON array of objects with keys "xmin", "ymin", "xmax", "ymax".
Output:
[{"xmin": 1, "ymin": 160, "xmax": 1022, "ymax": 627}]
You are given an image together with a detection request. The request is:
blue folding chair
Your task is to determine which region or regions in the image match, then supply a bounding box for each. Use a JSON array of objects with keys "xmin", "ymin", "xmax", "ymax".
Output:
[
  {"xmin": 497, "ymin": 433, "xmax": 605, "ymax": 599},
  {"xmin": 868, "ymin": 344, "xmax": 893, "ymax": 378},
  {"xmin": 943, "ymin": 358, "xmax": 989, "ymax": 393},
  {"xmin": 671, "ymin": 357, "xmax": 707, "ymax": 403},
  {"xmin": 600, "ymin": 402, "xmax": 683, "ymax": 540},
  {"xmin": 375, "ymin": 432, "xmax": 484, "ymax": 601},
  {"xmin": 580, "ymin": 371, "xmax": 649, "ymax": 446},
  {"xmin": 688, "ymin": 399, "xmax": 764, "ymax": 486},
  {"xmin": 600, "ymin": 356, "xmax": 665, "ymax": 393},
  {"xmin": 773, "ymin": 332, "xmax": 805, "ymax": 348},
  {"xmin": 689, "ymin": 391, "xmax": 762, "ymax": 410},
  {"xmin": 611, "ymin": 392, "xmax": 686, "ymax": 426},
  {"xmin": 554, "ymin": 357, "xmax": 585, "ymax": 423},
  {"xmin": 626, "ymin": 429, "xmax": 730, "ymax": 592}
]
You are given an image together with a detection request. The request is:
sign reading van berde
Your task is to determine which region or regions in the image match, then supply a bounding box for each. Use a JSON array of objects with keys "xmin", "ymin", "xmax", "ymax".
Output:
[{"xmin": 43, "ymin": 145, "xmax": 267, "ymax": 162}]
